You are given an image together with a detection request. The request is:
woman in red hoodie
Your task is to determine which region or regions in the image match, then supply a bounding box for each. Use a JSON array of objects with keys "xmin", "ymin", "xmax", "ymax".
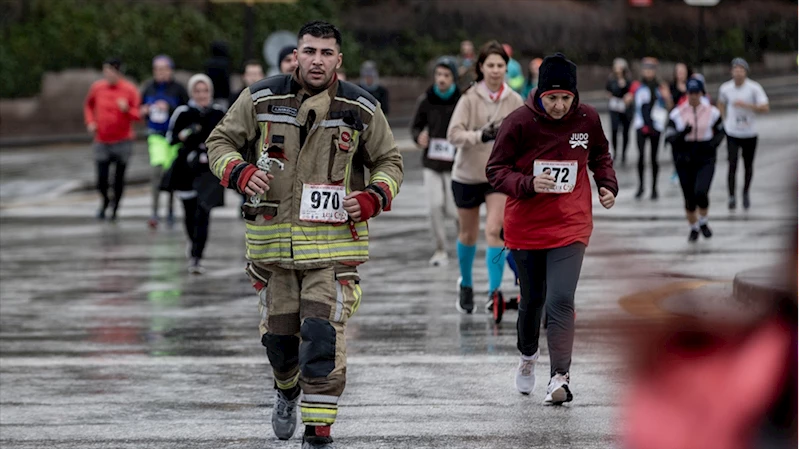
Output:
[{"xmin": 486, "ymin": 53, "xmax": 618, "ymax": 405}]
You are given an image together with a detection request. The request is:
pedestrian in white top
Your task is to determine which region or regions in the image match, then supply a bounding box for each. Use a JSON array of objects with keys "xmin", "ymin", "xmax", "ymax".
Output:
[{"xmin": 717, "ymin": 58, "xmax": 769, "ymax": 210}]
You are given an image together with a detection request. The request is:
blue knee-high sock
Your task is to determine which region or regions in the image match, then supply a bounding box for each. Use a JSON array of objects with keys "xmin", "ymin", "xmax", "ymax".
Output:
[
  {"xmin": 457, "ymin": 240, "xmax": 477, "ymax": 287},
  {"xmin": 486, "ymin": 246, "xmax": 506, "ymax": 293},
  {"xmin": 506, "ymin": 251, "xmax": 519, "ymax": 285}
]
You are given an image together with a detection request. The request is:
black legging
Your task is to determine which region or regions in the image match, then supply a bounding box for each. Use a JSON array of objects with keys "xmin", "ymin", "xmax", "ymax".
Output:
[
  {"xmin": 673, "ymin": 143, "xmax": 717, "ymax": 211},
  {"xmin": 726, "ymin": 136, "xmax": 758, "ymax": 197},
  {"xmin": 636, "ymin": 130, "xmax": 661, "ymax": 193},
  {"xmin": 512, "ymin": 243, "xmax": 586, "ymax": 378},
  {"xmin": 182, "ymin": 197, "xmax": 211, "ymax": 259},
  {"xmin": 610, "ymin": 111, "xmax": 631, "ymax": 163},
  {"xmin": 96, "ymin": 160, "xmax": 127, "ymax": 211}
]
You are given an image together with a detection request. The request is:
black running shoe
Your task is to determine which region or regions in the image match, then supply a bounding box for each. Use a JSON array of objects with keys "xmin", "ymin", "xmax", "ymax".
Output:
[
  {"xmin": 728, "ymin": 195, "xmax": 736, "ymax": 210},
  {"xmin": 456, "ymin": 277, "xmax": 474, "ymax": 314},
  {"xmin": 689, "ymin": 229, "xmax": 700, "ymax": 242},
  {"xmin": 743, "ymin": 193, "xmax": 751, "ymax": 210},
  {"xmin": 506, "ymin": 295, "xmax": 520, "ymax": 310},
  {"xmin": 303, "ymin": 426, "xmax": 334, "ymax": 449},
  {"xmin": 700, "ymin": 223, "xmax": 713, "ymax": 238}
]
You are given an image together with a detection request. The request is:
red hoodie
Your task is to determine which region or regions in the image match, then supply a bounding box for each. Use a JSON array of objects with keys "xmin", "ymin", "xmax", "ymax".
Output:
[
  {"xmin": 486, "ymin": 90, "xmax": 618, "ymax": 250},
  {"xmin": 83, "ymin": 79, "xmax": 141, "ymax": 144}
]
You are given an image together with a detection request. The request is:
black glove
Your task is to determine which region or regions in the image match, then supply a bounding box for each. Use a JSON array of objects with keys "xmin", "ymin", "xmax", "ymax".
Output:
[
  {"xmin": 681, "ymin": 124, "xmax": 693, "ymax": 137},
  {"xmin": 481, "ymin": 126, "xmax": 498, "ymax": 143}
]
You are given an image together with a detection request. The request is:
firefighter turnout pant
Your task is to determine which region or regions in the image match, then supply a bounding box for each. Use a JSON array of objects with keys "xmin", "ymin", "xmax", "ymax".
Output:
[{"xmin": 247, "ymin": 262, "xmax": 362, "ymax": 427}]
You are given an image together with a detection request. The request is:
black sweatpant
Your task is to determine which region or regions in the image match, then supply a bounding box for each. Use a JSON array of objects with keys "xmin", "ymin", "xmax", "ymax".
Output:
[
  {"xmin": 512, "ymin": 243, "xmax": 586, "ymax": 377},
  {"xmin": 673, "ymin": 143, "xmax": 717, "ymax": 211},
  {"xmin": 610, "ymin": 111, "xmax": 631, "ymax": 163},
  {"xmin": 182, "ymin": 197, "xmax": 211, "ymax": 259},
  {"xmin": 636, "ymin": 130, "xmax": 661, "ymax": 192},
  {"xmin": 726, "ymin": 136, "xmax": 758, "ymax": 197}
]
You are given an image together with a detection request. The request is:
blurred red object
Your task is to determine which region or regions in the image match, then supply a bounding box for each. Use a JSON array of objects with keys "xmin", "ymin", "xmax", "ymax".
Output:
[{"xmin": 623, "ymin": 317, "xmax": 794, "ymax": 449}]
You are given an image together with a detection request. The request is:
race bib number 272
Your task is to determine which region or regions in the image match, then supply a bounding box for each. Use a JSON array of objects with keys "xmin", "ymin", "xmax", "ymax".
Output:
[{"xmin": 534, "ymin": 160, "xmax": 578, "ymax": 193}]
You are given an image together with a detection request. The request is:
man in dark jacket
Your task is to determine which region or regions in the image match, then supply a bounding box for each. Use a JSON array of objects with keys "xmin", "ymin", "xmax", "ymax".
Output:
[
  {"xmin": 410, "ymin": 57, "xmax": 461, "ymax": 266},
  {"xmin": 486, "ymin": 53, "xmax": 617, "ymax": 405}
]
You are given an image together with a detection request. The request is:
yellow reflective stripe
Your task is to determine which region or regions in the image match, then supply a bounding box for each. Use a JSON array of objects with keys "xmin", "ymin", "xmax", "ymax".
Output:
[
  {"xmin": 370, "ymin": 172, "xmax": 399, "ymax": 198},
  {"xmin": 245, "ymin": 222, "xmax": 291, "ymax": 231},
  {"xmin": 246, "ymin": 231, "xmax": 291, "ymax": 242},
  {"xmin": 343, "ymin": 131, "xmax": 360, "ymax": 194},
  {"xmin": 275, "ymin": 372, "xmax": 299, "ymax": 390},
  {"xmin": 213, "ymin": 154, "xmax": 244, "ymax": 179},
  {"xmin": 293, "ymin": 241, "xmax": 368, "ymax": 253},
  {"xmin": 301, "ymin": 405, "xmax": 338, "ymax": 424},
  {"xmin": 246, "ymin": 239, "xmax": 291, "ymax": 260},
  {"xmin": 291, "ymin": 224, "xmax": 369, "ymax": 242},
  {"xmin": 294, "ymin": 249, "xmax": 368, "ymax": 261},
  {"xmin": 245, "ymin": 223, "xmax": 291, "ymax": 239}
]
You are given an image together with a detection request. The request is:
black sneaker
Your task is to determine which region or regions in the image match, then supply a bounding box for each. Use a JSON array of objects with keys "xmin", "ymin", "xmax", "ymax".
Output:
[
  {"xmin": 700, "ymin": 223, "xmax": 713, "ymax": 238},
  {"xmin": 303, "ymin": 426, "xmax": 335, "ymax": 449},
  {"xmin": 456, "ymin": 277, "xmax": 474, "ymax": 314},
  {"xmin": 728, "ymin": 195, "xmax": 736, "ymax": 210},
  {"xmin": 97, "ymin": 199, "xmax": 109, "ymax": 220},
  {"xmin": 742, "ymin": 193, "xmax": 751, "ymax": 210},
  {"xmin": 109, "ymin": 201, "xmax": 119, "ymax": 222},
  {"xmin": 488, "ymin": 290, "xmax": 505, "ymax": 324},
  {"xmin": 689, "ymin": 229, "xmax": 700, "ymax": 242},
  {"xmin": 650, "ymin": 190, "xmax": 659, "ymax": 200},
  {"xmin": 506, "ymin": 295, "xmax": 520, "ymax": 310},
  {"xmin": 635, "ymin": 187, "xmax": 644, "ymax": 199}
]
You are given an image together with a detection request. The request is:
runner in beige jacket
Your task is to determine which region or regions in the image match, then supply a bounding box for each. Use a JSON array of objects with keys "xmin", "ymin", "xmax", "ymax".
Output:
[{"xmin": 447, "ymin": 40, "xmax": 523, "ymax": 323}]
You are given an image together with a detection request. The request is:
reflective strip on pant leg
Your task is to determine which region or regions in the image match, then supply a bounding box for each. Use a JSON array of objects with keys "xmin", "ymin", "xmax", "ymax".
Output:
[
  {"xmin": 302, "ymin": 394, "xmax": 339, "ymax": 405},
  {"xmin": 334, "ymin": 282, "xmax": 344, "ymax": 322},
  {"xmin": 350, "ymin": 284, "xmax": 362, "ymax": 317},
  {"xmin": 275, "ymin": 370, "xmax": 300, "ymax": 390},
  {"xmin": 300, "ymin": 403, "xmax": 338, "ymax": 425}
]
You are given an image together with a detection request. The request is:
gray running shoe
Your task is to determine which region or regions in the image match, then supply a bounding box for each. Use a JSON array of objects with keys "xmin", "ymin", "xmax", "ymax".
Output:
[{"xmin": 272, "ymin": 389, "xmax": 299, "ymax": 440}]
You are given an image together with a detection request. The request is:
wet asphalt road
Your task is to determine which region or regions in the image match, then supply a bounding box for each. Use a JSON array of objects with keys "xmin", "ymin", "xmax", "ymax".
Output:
[{"xmin": 0, "ymin": 112, "xmax": 796, "ymax": 448}]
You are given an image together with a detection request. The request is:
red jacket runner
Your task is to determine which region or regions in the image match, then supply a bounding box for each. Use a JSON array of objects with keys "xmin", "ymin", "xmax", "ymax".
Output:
[
  {"xmin": 83, "ymin": 79, "xmax": 142, "ymax": 144},
  {"xmin": 486, "ymin": 90, "xmax": 618, "ymax": 250}
]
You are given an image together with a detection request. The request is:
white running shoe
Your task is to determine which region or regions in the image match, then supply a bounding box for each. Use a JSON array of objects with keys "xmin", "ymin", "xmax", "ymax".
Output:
[
  {"xmin": 188, "ymin": 257, "xmax": 206, "ymax": 275},
  {"xmin": 544, "ymin": 373, "xmax": 573, "ymax": 405},
  {"xmin": 429, "ymin": 250, "xmax": 449, "ymax": 267},
  {"xmin": 515, "ymin": 351, "xmax": 539, "ymax": 395}
]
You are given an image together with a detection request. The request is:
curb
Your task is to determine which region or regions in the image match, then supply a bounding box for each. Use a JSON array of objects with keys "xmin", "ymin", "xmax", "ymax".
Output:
[{"xmin": 733, "ymin": 266, "xmax": 792, "ymax": 306}]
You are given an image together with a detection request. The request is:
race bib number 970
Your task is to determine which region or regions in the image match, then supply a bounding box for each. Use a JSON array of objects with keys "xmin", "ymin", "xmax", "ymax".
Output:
[
  {"xmin": 300, "ymin": 184, "xmax": 348, "ymax": 223},
  {"xmin": 534, "ymin": 160, "xmax": 578, "ymax": 193}
]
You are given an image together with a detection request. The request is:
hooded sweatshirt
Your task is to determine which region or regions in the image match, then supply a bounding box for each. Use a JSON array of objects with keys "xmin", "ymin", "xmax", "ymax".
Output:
[
  {"xmin": 486, "ymin": 89, "xmax": 618, "ymax": 250},
  {"xmin": 447, "ymin": 82, "xmax": 524, "ymax": 184},
  {"xmin": 410, "ymin": 85, "xmax": 462, "ymax": 172}
]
